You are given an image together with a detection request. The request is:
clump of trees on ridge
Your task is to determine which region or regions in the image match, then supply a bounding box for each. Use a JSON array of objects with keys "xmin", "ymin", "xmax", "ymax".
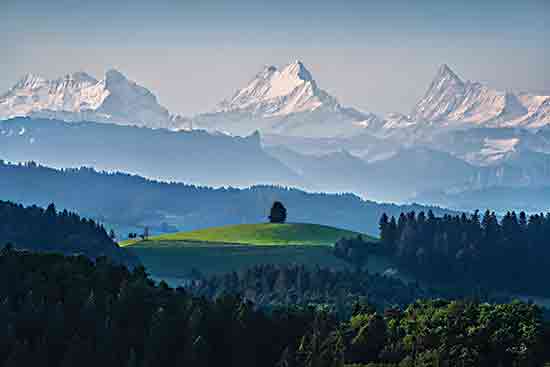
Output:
[{"xmin": 0, "ymin": 200, "xmax": 137, "ymax": 266}]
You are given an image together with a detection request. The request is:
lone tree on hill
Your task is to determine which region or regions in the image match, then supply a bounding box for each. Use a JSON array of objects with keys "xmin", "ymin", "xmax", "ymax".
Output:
[{"xmin": 269, "ymin": 201, "xmax": 287, "ymax": 223}]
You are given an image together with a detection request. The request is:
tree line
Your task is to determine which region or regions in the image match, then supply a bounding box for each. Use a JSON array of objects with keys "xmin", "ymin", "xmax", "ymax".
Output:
[
  {"xmin": 379, "ymin": 209, "xmax": 550, "ymax": 297},
  {"xmin": 1, "ymin": 248, "xmax": 549, "ymax": 367},
  {"xmin": 0, "ymin": 200, "xmax": 137, "ymax": 266}
]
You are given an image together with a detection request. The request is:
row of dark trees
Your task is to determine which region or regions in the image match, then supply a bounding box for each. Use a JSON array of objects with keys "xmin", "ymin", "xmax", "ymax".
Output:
[
  {"xmin": 1, "ymin": 248, "xmax": 549, "ymax": 367},
  {"xmin": 0, "ymin": 200, "xmax": 137, "ymax": 266},
  {"xmin": 379, "ymin": 210, "xmax": 550, "ymax": 296}
]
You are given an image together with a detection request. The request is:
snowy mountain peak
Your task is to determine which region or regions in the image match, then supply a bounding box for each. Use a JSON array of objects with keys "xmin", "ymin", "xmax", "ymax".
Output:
[
  {"xmin": 280, "ymin": 60, "xmax": 313, "ymax": 82},
  {"xmin": 410, "ymin": 64, "xmax": 550, "ymax": 129},
  {"xmin": 436, "ymin": 64, "xmax": 462, "ymax": 84},
  {"xmin": 105, "ymin": 69, "xmax": 128, "ymax": 84},
  {"xmin": 0, "ymin": 69, "xmax": 190, "ymax": 130},
  {"xmin": 102, "ymin": 69, "xmax": 154, "ymax": 100},
  {"xmin": 216, "ymin": 60, "xmax": 333, "ymax": 117},
  {"xmin": 411, "ymin": 64, "xmax": 467, "ymax": 122},
  {"xmin": 427, "ymin": 64, "xmax": 464, "ymax": 95},
  {"xmin": 193, "ymin": 60, "xmax": 381, "ymax": 138}
]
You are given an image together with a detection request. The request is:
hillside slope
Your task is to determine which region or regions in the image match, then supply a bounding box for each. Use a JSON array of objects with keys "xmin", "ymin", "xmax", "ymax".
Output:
[{"xmin": 125, "ymin": 223, "xmax": 373, "ymax": 246}]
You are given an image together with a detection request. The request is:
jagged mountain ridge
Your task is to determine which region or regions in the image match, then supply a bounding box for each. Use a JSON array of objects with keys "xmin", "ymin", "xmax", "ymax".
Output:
[
  {"xmin": 409, "ymin": 64, "xmax": 550, "ymax": 129},
  {"xmin": 192, "ymin": 60, "xmax": 381, "ymax": 138},
  {"xmin": 216, "ymin": 61, "xmax": 338, "ymax": 117},
  {"xmin": 0, "ymin": 70, "xmax": 190, "ymax": 130},
  {"xmin": 2, "ymin": 62, "xmax": 548, "ymax": 137}
]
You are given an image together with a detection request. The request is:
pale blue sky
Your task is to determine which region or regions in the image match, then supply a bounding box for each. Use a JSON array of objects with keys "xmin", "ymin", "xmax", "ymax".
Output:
[{"xmin": 2, "ymin": 0, "xmax": 549, "ymax": 116}]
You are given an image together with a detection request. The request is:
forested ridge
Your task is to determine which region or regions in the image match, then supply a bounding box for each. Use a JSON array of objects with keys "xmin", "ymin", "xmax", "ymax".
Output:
[
  {"xmin": 0, "ymin": 200, "xmax": 137, "ymax": 266},
  {"xmin": 0, "ymin": 160, "xmax": 450, "ymax": 235},
  {"xmin": 1, "ymin": 248, "xmax": 549, "ymax": 367},
  {"xmin": 379, "ymin": 210, "xmax": 550, "ymax": 297}
]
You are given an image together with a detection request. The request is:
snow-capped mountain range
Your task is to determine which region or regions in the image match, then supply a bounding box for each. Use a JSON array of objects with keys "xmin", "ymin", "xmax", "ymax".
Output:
[
  {"xmin": 0, "ymin": 70, "xmax": 190, "ymax": 130},
  {"xmin": 194, "ymin": 61, "xmax": 549, "ymax": 138},
  {"xmin": 2, "ymin": 61, "xmax": 548, "ymax": 137},
  {"xmin": 2, "ymin": 61, "xmax": 550, "ymax": 208}
]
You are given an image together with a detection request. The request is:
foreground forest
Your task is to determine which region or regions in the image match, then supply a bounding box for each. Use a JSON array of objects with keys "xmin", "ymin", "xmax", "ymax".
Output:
[
  {"xmin": 2, "ymin": 195, "xmax": 550, "ymax": 365},
  {"xmin": 1, "ymin": 249, "xmax": 549, "ymax": 367}
]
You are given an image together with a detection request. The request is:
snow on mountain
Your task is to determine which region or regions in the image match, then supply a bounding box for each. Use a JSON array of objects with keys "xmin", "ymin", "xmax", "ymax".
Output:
[
  {"xmin": 410, "ymin": 64, "xmax": 550, "ymax": 129},
  {"xmin": 216, "ymin": 61, "xmax": 339, "ymax": 117},
  {"xmin": 193, "ymin": 60, "xmax": 381, "ymax": 138},
  {"xmin": 0, "ymin": 70, "xmax": 191, "ymax": 130},
  {"xmin": 0, "ymin": 72, "xmax": 108, "ymax": 117}
]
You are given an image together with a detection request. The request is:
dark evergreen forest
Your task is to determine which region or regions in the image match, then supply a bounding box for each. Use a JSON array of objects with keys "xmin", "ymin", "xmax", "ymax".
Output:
[
  {"xmin": 379, "ymin": 210, "xmax": 550, "ymax": 297},
  {"xmin": 1, "ymin": 249, "xmax": 549, "ymax": 367},
  {"xmin": 0, "ymin": 200, "xmax": 137, "ymax": 266}
]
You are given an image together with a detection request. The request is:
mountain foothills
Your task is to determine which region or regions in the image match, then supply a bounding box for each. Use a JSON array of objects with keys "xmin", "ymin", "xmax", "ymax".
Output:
[
  {"xmin": 0, "ymin": 160, "xmax": 451, "ymax": 236},
  {"xmin": 2, "ymin": 61, "xmax": 550, "ymax": 207},
  {"xmin": 0, "ymin": 117, "xmax": 298, "ymax": 188}
]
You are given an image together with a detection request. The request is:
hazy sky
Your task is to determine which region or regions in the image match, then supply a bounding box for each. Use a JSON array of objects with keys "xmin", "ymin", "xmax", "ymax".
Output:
[{"xmin": 2, "ymin": 0, "xmax": 549, "ymax": 116}]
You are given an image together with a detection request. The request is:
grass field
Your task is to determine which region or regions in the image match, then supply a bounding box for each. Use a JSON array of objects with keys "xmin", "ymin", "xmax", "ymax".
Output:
[
  {"xmin": 121, "ymin": 222, "xmax": 373, "ymax": 247},
  {"xmin": 128, "ymin": 242, "xmax": 354, "ymax": 279},
  {"xmin": 123, "ymin": 222, "xmax": 382, "ymax": 284}
]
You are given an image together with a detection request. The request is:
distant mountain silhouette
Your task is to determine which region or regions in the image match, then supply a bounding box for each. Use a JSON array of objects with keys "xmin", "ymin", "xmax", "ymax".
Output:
[{"xmin": 0, "ymin": 160, "xmax": 452, "ymax": 236}]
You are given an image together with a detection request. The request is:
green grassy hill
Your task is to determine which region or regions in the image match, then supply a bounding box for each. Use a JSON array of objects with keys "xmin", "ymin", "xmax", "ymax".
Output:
[
  {"xmin": 121, "ymin": 223, "xmax": 380, "ymax": 280},
  {"xmin": 122, "ymin": 222, "xmax": 375, "ymax": 247}
]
